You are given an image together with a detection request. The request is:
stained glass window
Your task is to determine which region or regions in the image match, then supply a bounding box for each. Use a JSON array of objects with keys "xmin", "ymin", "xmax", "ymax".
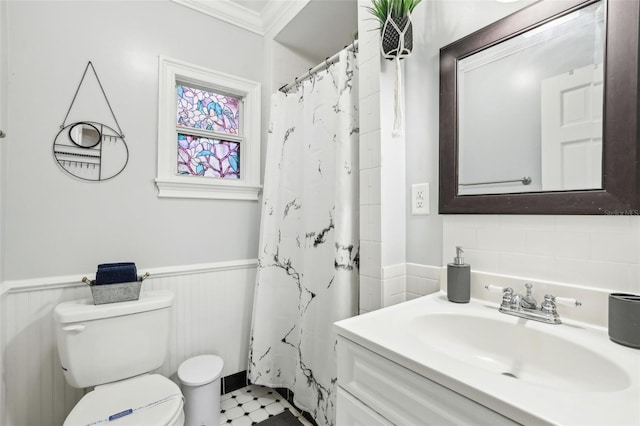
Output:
[
  {"xmin": 176, "ymin": 84, "xmax": 240, "ymax": 135},
  {"xmin": 158, "ymin": 57, "xmax": 260, "ymax": 199},
  {"xmin": 177, "ymin": 133, "xmax": 240, "ymax": 179}
]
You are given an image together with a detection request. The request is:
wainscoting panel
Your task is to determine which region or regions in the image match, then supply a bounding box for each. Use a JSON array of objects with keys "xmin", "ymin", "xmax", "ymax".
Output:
[
  {"xmin": 1, "ymin": 260, "xmax": 257, "ymax": 426},
  {"xmin": 4, "ymin": 284, "xmax": 91, "ymax": 426}
]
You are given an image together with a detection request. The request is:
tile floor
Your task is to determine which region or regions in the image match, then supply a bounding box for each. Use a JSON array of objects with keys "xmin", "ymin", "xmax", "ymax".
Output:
[{"xmin": 220, "ymin": 384, "xmax": 313, "ymax": 426}]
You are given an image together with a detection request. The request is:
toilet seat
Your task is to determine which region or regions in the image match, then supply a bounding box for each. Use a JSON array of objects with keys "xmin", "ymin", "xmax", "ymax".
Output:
[{"xmin": 63, "ymin": 374, "xmax": 184, "ymax": 426}]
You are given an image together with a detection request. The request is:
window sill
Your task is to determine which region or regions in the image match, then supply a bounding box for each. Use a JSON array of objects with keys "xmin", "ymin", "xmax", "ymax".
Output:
[{"xmin": 155, "ymin": 177, "xmax": 262, "ymax": 201}]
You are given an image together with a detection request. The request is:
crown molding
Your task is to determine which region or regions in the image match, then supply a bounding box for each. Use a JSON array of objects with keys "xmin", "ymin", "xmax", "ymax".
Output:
[
  {"xmin": 171, "ymin": 0, "xmax": 303, "ymax": 36},
  {"xmin": 261, "ymin": 0, "xmax": 309, "ymax": 36},
  {"xmin": 172, "ymin": 0, "xmax": 263, "ymax": 34}
]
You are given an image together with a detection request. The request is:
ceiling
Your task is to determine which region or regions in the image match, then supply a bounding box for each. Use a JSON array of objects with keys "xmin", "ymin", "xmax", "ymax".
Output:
[
  {"xmin": 172, "ymin": 0, "xmax": 358, "ymax": 62},
  {"xmin": 274, "ymin": 0, "xmax": 358, "ymax": 63}
]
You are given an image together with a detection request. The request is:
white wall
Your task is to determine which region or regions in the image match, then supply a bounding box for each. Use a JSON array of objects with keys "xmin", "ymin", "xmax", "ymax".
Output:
[
  {"xmin": 405, "ymin": 0, "xmax": 640, "ymax": 296},
  {"xmin": 4, "ymin": 0, "xmax": 264, "ymax": 281},
  {"xmin": 271, "ymin": 41, "xmax": 317, "ymax": 93}
]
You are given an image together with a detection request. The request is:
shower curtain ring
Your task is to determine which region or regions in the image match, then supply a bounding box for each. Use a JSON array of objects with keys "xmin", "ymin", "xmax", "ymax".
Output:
[{"xmin": 325, "ymin": 57, "xmax": 330, "ymax": 68}]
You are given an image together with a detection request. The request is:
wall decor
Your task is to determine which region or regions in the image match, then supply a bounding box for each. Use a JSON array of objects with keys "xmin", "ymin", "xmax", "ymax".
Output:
[
  {"xmin": 53, "ymin": 61, "xmax": 129, "ymax": 181},
  {"xmin": 366, "ymin": 0, "xmax": 420, "ymax": 59},
  {"xmin": 366, "ymin": 0, "xmax": 422, "ymax": 135}
]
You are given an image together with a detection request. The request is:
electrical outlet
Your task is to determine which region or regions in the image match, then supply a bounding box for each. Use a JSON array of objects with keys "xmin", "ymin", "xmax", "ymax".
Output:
[{"xmin": 411, "ymin": 183, "xmax": 429, "ymax": 215}]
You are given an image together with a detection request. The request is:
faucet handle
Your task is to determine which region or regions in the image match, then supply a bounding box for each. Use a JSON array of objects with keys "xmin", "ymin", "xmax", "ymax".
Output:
[
  {"xmin": 485, "ymin": 284, "xmax": 505, "ymax": 293},
  {"xmin": 485, "ymin": 285, "xmax": 514, "ymax": 294},
  {"xmin": 484, "ymin": 285, "xmax": 513, "ymax": 308},
  {"xmin": 554, "ymin": 296, "xmax": 582, "ymax": 307},
  {"xmin": 541, "ymin": 294, "xmax": 582, "ymax": 315},
  {"xmin": 541, "ymin": 294, "xmax": 557, "ymax": 315}
]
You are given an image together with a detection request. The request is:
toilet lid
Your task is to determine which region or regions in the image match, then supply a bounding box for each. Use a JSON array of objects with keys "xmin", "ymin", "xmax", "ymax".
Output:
[
  {"xmin": 64, "ymin": 374, "xmax": 183, "ymax": 426},
  {"xmin": 178, "ymin": 355, "xmax": 224, "ymax": 386}
]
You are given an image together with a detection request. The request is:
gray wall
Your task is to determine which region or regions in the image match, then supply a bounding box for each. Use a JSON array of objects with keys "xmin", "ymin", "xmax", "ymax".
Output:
[{"xmin": 3, "ymin": 1, "xmax": 265, "ymax": 280}]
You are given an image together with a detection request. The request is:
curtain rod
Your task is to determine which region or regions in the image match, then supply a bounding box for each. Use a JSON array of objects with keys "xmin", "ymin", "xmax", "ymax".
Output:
[{"xmin": 279, "ymin": 40, "xmax": 358, "ymax": 93}]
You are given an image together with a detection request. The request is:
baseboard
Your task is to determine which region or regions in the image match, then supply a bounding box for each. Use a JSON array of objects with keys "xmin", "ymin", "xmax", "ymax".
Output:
[{"xmin": 222, "ymin": 370, "xmax": 249, "ymax": 394}]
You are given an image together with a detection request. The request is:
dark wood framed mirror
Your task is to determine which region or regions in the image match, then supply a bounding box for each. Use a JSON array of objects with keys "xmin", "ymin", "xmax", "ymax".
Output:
[{"xmin": 439, "ymin": 0, "xmax": 639, "ymax": 214}]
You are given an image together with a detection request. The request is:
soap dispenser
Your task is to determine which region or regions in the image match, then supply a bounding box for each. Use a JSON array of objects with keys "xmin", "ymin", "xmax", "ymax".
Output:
[{"xmin": 447, "ymin": 246, "xmax": 470, "ymax": 303}]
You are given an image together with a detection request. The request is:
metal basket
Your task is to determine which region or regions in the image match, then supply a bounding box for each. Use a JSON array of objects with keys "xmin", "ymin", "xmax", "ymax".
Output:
[{"xmin": 82, "ymin": 273, "xmax": 149, "ymax": 305}]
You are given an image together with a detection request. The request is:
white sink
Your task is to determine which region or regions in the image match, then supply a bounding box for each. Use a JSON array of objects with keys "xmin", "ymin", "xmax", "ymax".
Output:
[
  {"xmin": 335, "ymin": 292, "xmax": 640, "ymax": 425},
  {"xmin": 410, "ymin": 313, "xmax": 631, "ymax": 393}
]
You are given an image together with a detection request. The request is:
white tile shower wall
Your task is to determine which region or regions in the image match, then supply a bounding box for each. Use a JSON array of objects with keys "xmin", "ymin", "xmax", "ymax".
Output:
[
  {"xmin": 358, "ymin": 0, "xmax": 383, "ymax": 314},
  {"xmin": 358, "ymin": 0, "xmax": 409, "ymax": 313},
  {"xmin": 359, "ymin": 275, "xmax": 382, "ymax": 315},
  {"xmin": 379, "ymin": 58, "xmax": 406, "ymax": 268},
  {"xmin": 382, "ymin": 263, "xmax": 406, "ymax": 307},
  {"xmin": 0, "ymin": 261, "xmax": 256, "ymax": 426},
  {"xmin": 359, "ymin": 56, "xmax": 381, "ymax": 100},
  {"xmin": 443, "ymin": 215, "xmax": 640, "ymax": 294},
  {"xmin": 360, "ymin": 262, "xmax": 441, "ymax": 312}
]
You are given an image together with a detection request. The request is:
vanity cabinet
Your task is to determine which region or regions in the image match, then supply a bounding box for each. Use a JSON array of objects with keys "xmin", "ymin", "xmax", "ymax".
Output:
[{"xmin": 336, "ymin": 336, "xmax": 518, "ymax": 426}]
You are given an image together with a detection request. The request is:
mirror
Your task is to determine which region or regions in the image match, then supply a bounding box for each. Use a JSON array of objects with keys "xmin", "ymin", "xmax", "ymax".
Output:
[
  {"xmin": 440, "ymin": 0, "xmax": 639, "ymax": 214},
  {"xmin": 458, "ymin": 1, "xmax": 604, "ymax": 195},
  {"xmin": 69, "ymin": 122, "xmax": 101, "ymax": 148}
]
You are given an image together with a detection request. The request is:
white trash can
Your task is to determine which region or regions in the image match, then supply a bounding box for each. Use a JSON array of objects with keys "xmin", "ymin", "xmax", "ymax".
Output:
[{"xmin": 178, "ymin": 355, "xmax": 224, "ymax": 426}]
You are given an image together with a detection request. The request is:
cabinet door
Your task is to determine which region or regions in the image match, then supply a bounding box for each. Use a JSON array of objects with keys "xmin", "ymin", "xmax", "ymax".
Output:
[
  {"xmin": 337, "ymin": 337, "xmax": 519, "ymax": 426},
  {"xmin": 337, "ymin": 387, "xmax": 393, "ymax": 426}
]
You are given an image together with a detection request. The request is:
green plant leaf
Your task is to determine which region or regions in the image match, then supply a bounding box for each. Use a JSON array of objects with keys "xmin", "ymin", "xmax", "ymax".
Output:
[{"xmin": 365, "ymin": 0, "xmax": 422, "ymax": 25}]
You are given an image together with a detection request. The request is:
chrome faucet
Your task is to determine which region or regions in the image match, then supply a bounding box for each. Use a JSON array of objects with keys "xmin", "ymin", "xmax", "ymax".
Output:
[{"xmin": 485, "ymin": 283, "xmax": 581, "ymax": 324}]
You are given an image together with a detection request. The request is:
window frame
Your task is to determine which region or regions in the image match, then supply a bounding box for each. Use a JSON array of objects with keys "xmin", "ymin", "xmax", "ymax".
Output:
[{"xmin": 156, "ymin": 56, "xmax": 261, "ymax": 200}]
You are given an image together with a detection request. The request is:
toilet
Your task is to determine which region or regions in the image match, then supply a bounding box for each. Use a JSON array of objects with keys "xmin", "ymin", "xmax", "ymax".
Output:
[
  {"xmin": 178, "ymin": 354, "xmax": 224, "ymax": 426},
  {"xmin": 54, "ymin": 290, "xmax": 184, "ymax": 425}
]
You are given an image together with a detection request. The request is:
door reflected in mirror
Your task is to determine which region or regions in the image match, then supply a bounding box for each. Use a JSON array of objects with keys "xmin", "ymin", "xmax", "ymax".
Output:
[{"xmin": 457, "ymin": 0, "xmax": 604, "ymax": 196}]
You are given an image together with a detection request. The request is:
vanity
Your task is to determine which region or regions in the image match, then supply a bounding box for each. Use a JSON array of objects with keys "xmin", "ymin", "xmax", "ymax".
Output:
[
  {"xmin": 334, "ymin": 277, "xmax": 640, "ymax": 425},
  {"xmin": 334, "ymin": 0, "xmax": 640, "ymax": 421}
]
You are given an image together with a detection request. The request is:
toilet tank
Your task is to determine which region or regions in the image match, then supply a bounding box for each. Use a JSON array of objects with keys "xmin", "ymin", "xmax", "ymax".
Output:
[{"xmin": 54, "ymin": 290, "xmax": 174, "ymax": 388}]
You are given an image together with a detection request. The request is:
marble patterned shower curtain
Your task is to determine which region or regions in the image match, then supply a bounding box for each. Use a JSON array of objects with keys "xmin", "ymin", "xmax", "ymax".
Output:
[{"xmin": 248, "ymin": 49, "xmax": 359, "ymax": 426}]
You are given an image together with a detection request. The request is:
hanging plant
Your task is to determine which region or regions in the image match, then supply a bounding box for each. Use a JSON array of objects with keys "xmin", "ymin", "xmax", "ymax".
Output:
[{"xmin": 365, "ymin": 0, "xmax": 421, "ymax": 59}]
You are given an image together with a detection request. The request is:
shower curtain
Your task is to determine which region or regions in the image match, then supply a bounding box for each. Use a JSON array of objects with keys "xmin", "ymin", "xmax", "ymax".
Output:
[{"xmin": 248, "ymin": 49, "xmax": 359, "ymax": 426}]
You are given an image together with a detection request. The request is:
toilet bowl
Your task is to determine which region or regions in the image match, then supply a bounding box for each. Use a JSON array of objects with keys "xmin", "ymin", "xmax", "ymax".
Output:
[
  {"xmin": 63, "ymin": 374, "xmax": 184, "ymax": 426},
  {"xmin": 54, "ymin": 291, "xmax": 184, "ymax": 426}
]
